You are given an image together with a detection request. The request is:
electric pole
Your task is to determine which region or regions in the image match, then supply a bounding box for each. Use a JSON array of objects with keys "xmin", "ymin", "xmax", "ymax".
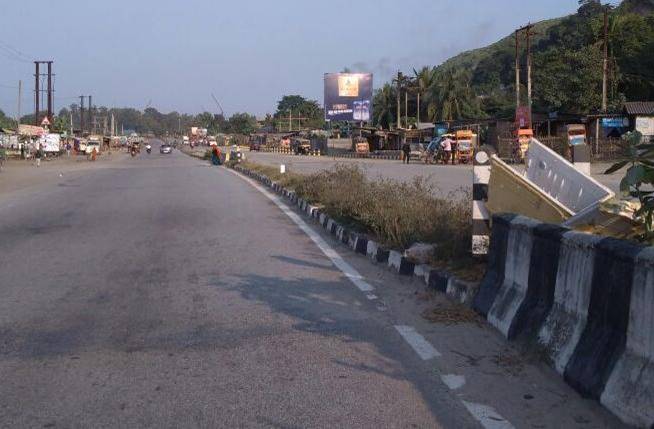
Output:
[
  {"xmin": 602, "ymin": 7, "xmax": 609, "ymax": 114},
  {"xmin": 525, "ymin": 24, "xmax": 534, "ymax": 128},
  {"xmin": 16, "ymin": 80, "xmax": 22, "ymax": 132},
  {"xmin": 79, "ymin": 95, "xmax": 85, "ymax": 133},
  {"xmin": 46, "ymin": 61, "xmax": 53, "ymax": 123},
  {"xmin": 34, "ymin": 62, "xmax": 40, "ymax": 125},
  {"xmin": 515, "ymin": 30, "xmax": 520, "ymax": 111},
  {"xmin": 395, "ymin": 71, "xmax": 402, "ymax": 129}
]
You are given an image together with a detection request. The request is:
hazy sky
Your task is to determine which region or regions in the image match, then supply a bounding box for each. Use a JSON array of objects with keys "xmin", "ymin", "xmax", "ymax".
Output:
[{"xmin": 0, "ymin": 0, "xmax": 616, "ymax": 117}]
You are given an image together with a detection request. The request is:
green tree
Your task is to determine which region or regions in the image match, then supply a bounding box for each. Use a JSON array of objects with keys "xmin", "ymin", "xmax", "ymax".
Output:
[
  {"xmin": 226, "ymin": 113, "xmax": 257, "ymax": 135},
  {"xmin": 372, "ymin": 83, "xmax": 397, "ymax": 128}
]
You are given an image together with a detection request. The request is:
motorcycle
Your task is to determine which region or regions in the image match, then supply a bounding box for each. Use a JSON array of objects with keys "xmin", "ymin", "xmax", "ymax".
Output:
[{"xmin": 146, "ymin": 144, "xmax": 152, "ymax": 154}]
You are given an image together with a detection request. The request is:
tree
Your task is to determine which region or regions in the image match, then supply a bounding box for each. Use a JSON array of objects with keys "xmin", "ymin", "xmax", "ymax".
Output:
[
  {"xmin": 226, "ymin": 113, "xmax": 257, "ymax": 135},
  {"xmin": 274, "ymin": 95, "xmax": 324, "ymax": 129},
  {"xmin": 426, "ymin": 68, "xmax": 483, "ymax": 121},
  {"xmin": 0, "ymin": 109, "xmax": 15, "ymax": 129},
  {"xmin": 372, "ymin": 83, "xmax": 397, "ymax": 128}
]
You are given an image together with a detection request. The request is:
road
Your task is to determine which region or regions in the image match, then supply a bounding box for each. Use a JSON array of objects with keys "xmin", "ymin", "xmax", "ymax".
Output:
[
  {"xmin": 244, "ymin": 151, "xmax": 623, "ymax": 197},
  {"xmin": 0, "ymin": 140, "xmax": 623, "ymax": 428}
]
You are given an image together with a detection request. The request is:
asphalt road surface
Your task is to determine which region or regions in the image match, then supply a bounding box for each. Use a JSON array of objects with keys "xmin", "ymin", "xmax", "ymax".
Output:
[
  {"xmin": 245, "ymin": 151, "xmax": 622, "ymax": 198},
  {"xmin": 0, "ymin": 140, "xmax": 623, "ymax": 428}
]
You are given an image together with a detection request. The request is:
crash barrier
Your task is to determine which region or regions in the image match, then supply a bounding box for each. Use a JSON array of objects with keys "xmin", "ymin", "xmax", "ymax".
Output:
[
  {"xmin": 477, "ymin": 214, "xmax": 652, "ymax": 427},
  {"xmin": 486, "ymin": 139, "xmax": 614, "ymax": 226}
]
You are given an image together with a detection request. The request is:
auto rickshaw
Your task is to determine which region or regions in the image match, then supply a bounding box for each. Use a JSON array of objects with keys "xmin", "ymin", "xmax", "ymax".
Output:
[
  {"xmin": 455, "ymin": 130, "xmax": 475, "ymax": 164},
  {"xmin": 292, "ymin": 137, "xmax": 311, "ymax": 155},
  {"xmin": 353, "ymin": 136, "xmax": 370, "ymax": 156},
  {"xmin": 513, "ymin": 128, "xmax": 533, "ymax": 163}
]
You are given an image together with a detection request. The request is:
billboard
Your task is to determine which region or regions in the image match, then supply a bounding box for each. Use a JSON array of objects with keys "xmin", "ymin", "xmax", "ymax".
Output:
[{"xmin": 324, "ymin": 73, "xmax": 373, "ymax": 122}]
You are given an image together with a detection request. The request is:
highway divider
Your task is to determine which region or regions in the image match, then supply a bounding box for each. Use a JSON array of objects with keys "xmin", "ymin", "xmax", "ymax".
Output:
[
  {"xmin": 476, "ymin": 213, "xmax": 652, "ymax": 427},
  {"xmin": 230, "ymin": 163, "xmax": 479, "ymax": 306}
]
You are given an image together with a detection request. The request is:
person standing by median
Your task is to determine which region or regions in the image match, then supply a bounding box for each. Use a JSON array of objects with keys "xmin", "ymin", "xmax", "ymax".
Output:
[
  {"xmin": 35, "ymin": 144, "xmax": 42, "ymax": 167},
  {"xmin": 402, "ymin": 140, "xmax": 411, "ymax": 164}
]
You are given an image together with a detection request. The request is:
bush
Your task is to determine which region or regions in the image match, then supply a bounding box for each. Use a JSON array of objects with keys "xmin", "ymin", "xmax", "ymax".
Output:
[{"xmin": 294, "ymin": 164, "xmax": 472, "ymax": 260}]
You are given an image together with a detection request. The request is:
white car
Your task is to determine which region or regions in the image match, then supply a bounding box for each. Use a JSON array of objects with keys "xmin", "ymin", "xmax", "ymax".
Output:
[{"xmin": 160, "ymin": 144, "xmax": 172, "ymax": 154}]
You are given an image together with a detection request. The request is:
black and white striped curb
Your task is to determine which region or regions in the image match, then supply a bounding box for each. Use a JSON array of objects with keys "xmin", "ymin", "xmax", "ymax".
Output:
[
  {"xmin": 474, "ymin": 213, "xmax": 653, "ymax": 428},
  {"xmin": 231, "ymin": 165, "xmax": 477, "ymax": 306}
]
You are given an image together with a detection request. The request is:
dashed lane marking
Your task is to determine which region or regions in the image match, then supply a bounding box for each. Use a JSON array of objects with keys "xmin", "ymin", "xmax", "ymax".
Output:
[
  {"xmin": 394, "ymin": 325, "xmax": 441, "ymax": 360},
  {"xmin": 461, "ymin": 401, "xmax": 515, "ymax": 429}
]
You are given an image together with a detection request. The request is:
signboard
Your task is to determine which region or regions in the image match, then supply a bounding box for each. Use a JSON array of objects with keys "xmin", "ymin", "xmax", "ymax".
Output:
[
  {"xmin": 39, "ymin": 133, "xmax": 61, "ymax": 152},
  {"xmin": 324, "ymin": 73, "xmax": 373, "ymax": 122},
  {"xmin": 515, "ymin": 106, "xmax": 531, "ymax": 128},
  {"xmin": 601, "ymin": 117, "xmax": 629, "ymax": 128},
  {"xmin": 635, "ymin": 116, "xmax": 654, "ymax": 136}
]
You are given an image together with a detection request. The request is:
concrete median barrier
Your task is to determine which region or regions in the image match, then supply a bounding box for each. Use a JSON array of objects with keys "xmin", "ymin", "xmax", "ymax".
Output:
[
  {"xmin": 564, "ymin": 237, "xmax": 641, "ymax": 400},
  {"xmin": 476, "ymin": 213, "xmax": 651, "ymax": 426},
  {"xmin": 486, "ymin": 216, "xmax": 540, "ymax": 339},
  {"xmin": 537, "ymin": 231, "xmax": 603, "ymax": 375},
  {"xmin": 472, "ymin": 213, "xmax": 516, "ymax": 317},
  {"xmin": 601, "ymin": 246, "xmax": 654, "ymax": 428}
]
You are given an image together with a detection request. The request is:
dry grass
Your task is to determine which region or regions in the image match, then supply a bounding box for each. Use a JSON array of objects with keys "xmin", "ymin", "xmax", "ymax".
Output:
[{"xmin": 238, "ymin": 161, "xmax": 473, "ymax": 261}]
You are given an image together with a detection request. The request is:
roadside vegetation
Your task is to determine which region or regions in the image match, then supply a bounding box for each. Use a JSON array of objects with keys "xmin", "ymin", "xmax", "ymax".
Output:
[{"xmin": 238, "ymin": 161, "xmax": 472, "ymax": 262}]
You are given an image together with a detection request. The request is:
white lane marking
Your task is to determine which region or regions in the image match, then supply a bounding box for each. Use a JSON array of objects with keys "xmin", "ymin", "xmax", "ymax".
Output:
[
  {"xmin": 440, "ymin": 374, "xmax": 466, "ymax": 391},
  {"xmin": 394, "ymin": 325, "xmax": 441, "ymax": 360},
  {"xmin": 226, "ymin": 168, "xmax": 375, "ymax": 293},
  {"xmin": 228, "ymin": 168, "xmax": 516, "ymax": 429},
  {"xmin": 461, "ymin": 401, "xmax": 515, "ymax": 429}
]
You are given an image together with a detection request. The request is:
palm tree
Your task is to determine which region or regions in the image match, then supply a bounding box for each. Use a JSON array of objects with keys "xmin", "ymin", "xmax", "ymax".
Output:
[
  {"xmin": 413, "ymin": 66, "xmax": 437, "ymax": 122},
  {"xmin": 427, "ymin": 68, "xmax": 481, "ymax": 121},
  {"xmin": 372, "ymin": 83, "xmax": 397, "ymax": 129}
]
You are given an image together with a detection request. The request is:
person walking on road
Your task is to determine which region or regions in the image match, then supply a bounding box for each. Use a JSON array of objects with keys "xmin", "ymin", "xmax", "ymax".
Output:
[
  {"xmin": 402, "ymin": 141, "xmax": 411, "ymax": 164},
  {"xmin": 35, "ymin": 145, "xmax": 42, "ymax": 167},
  {"xmin": 441, "ymin": 137, "xmax": 453, "ymax": 165}
]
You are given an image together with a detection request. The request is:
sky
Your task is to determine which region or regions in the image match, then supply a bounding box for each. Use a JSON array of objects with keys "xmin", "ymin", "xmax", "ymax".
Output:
[{"xmin": 0, "ymin": 0, "xmax": 618, "ymax": 118}]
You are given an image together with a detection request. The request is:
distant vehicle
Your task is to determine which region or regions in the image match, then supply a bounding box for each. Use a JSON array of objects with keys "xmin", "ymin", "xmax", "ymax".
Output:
[
  {"xmin": 292, "ymin": 138, "xmax": 311, "ymax": 155},
  {"xmin": 454, "ymin": 130, "xmax": 476, "ymax": 164},
  {"xmin": 408, "ymin": 142, "xmax": 424, "ymax": 160},
  {"xmin": 85, "ymin": 136, "xmax": 101, "ymax": 155},
  {"xmin": 160, "ymin": 144, "xmax": 172, "ymax": 154}
]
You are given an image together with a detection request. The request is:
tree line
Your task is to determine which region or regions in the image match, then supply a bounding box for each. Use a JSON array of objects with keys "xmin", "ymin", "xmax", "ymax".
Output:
[{"xmin": 373, "ymin": 0, "xmax": 654, "ymax": 128}]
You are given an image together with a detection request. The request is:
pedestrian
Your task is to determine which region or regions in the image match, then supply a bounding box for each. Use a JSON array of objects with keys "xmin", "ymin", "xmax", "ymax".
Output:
[
  {"xmin": 211, "ymin": 146, "xmax": 222, "ymax": 166},
  {"xmin": 20, "ymin": 143, "xmax": 25, "ymax": 160},
  {"xmin": 441, "ymin": 137, "xmax": 453, "ymax": 165},
  {"xmin": 402, "ymin": 141, "xmax": 411, "ymax": 164},
  {"xmin": 35, "ymin": 144, "xmax": 42, "ymax": 167},
  {"xmin": 91, "ymin": 147, "xmax": 97, "ymax": 162},
  {"xmin": 66, "ymin": 142, "xmax": 71, "ymax": 157}
]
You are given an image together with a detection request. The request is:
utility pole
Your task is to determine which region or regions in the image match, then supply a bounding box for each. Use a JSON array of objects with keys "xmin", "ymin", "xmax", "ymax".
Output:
[
  {"xmin": 515, "ymin": 30, "xmax": 520, "ymax": 111},
  {"xmin": 79, "ymin": 95, "xmax": 85, "ymax": 133},
  {"xmin": 525, "ymin": 24, "xmax": 534, "ymax": 128},
  {"xmin": 111, "ymin": 113, "xmax": 115, "ymax": 137},
  {"xmin": 288, "ymin": 110, "xmax": 292, "ymax": 132},
  {"xmin": 89, "ymin": 95, "xmax": 93, "ymax": 133},
  {"xmin": 416, "ymin": 91, "xmax": 420, "ymax": 124},
  {"xmin": 396, "ymin": 72, "xmax": 402, "ymax": 129},
  {"xmin": 404, "ymin": 91, "xmax": 408, "ymax": 128},
  {"xmin": 16, "ymin": 80, "xmax": 22, "ymax": 132},
  {"xmin": 46, "ymin": 61, "xmax": 53, "ymax": 123},
  {"xmin": 34, "ymin": 62, "xmax": 40, "ymax": 125}
]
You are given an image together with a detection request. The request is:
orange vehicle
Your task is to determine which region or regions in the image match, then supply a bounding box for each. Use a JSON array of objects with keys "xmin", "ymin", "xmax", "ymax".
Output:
[
  {"xmin": 513, "ymin": 128, "xmax": 533, "ymax": 163},
  {"xmin": 455, "ymin": 130, "xmax": 476, "ymax": 164},
  {"xmin": 352, "ymin": 136, "xmax": 370, "ymax": 155}
]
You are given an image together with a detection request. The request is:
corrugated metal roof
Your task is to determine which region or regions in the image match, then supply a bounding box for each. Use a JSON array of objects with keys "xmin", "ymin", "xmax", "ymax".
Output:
[{"xmin": 624, "ymin": 101, "xmax": 654, "ymax": 116}]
